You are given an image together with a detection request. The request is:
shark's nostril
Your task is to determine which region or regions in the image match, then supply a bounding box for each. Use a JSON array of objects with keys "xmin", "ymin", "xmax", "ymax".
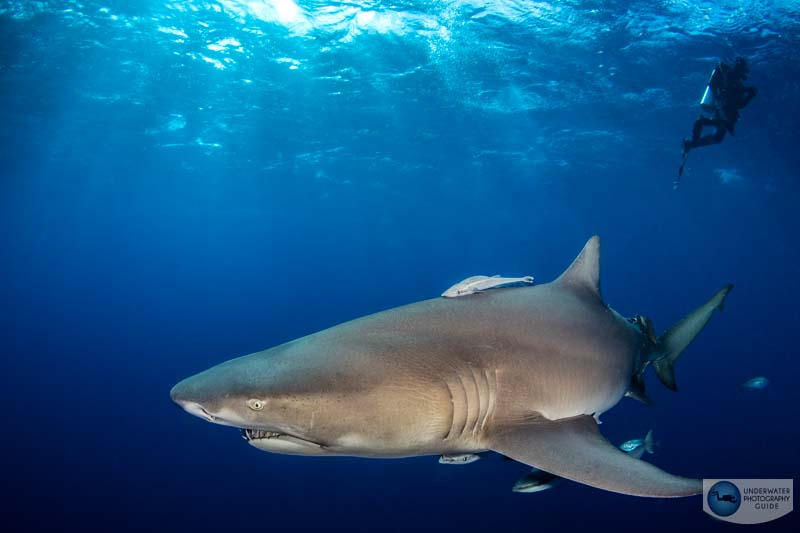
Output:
[{"xmin": 176, "ymin": 400, "xmax": 217, "ymax": 422}]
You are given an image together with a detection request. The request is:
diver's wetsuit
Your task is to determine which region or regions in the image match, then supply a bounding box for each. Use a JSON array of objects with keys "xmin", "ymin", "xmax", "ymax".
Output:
[
  {"xmin": 684, "ymin": 60, "xmax": 757, "ymax": 151},
  {"xmin": 677, "ymin": 57, "xmax": 757, "ymax": 182}
]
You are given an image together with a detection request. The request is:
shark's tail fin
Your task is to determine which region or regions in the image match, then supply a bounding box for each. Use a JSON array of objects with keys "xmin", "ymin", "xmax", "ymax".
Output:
[{"xmin": 652, "ymin": 284, "xmax": 733, "ymax": 391}]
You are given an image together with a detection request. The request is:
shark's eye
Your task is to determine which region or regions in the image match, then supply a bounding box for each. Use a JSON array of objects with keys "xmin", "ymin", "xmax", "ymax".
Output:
[{"xmin": 247, "ymin": 399, "xmax": 265, "ymax": 411}]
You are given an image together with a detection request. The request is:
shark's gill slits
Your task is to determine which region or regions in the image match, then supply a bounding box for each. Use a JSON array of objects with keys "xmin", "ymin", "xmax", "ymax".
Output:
[
  {"xmin": 445, "ymin": 374, "xmax": 468, "ymax": 441},
  {"xmin": 443, "ymin": 364, "xmax": 496, "ymax": 442}
]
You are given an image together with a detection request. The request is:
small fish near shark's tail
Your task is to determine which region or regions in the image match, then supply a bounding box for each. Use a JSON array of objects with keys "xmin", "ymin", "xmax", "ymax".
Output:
[{"xmin": 651, "ymin": 284, "xmax": 734, "ymax": 391}]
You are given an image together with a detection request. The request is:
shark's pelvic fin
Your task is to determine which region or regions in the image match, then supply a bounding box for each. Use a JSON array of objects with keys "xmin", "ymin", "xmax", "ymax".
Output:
[
  {"xmin": 652, "ymin": 284, "xmax": 734, "ymax": 391},
  {"xmin": 625, "ymin": 373, "xmax": 653, "ymax": 405},
  {"xmin": 554, "ymin": 236, "xmax": 602, "ymax": 300},
  {"xmin": 489, "ymin": 414, "xmax": 701, "ymax": 498}
]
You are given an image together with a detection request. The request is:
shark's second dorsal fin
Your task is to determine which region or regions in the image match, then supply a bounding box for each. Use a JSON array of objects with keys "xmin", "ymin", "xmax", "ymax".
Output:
[{"xmin": 554, "ymin": 235, "xmax": 602, "ymax": 299}]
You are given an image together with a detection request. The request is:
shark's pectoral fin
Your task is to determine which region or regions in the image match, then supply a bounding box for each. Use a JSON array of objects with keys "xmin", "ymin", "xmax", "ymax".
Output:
[{"xmin": 489, "ymin": 414, "xmax": 701, "ymax": 498}]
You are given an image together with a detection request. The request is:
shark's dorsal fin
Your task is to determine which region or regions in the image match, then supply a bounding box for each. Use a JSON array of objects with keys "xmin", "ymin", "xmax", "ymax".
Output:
[{"xmin": 554, "ymin": 236, "xmax": 601, "ymax": 299}]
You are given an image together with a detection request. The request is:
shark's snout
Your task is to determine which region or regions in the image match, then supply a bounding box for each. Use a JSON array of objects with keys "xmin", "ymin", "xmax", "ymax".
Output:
[
  {"xmin": 169, "ymin": 379, "xmax": 191, "ymax": 406},
  {"xmin": 170, "ymin": 379, "xmax": 217, "ymax": 421}
]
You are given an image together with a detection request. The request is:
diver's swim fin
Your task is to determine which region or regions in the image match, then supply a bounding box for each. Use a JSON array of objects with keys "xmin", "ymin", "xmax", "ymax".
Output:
[
  {"xmin": 676, "ymin": 154, "xmax": 688, "ymax": 187},
  {"xmin": 676, "ymin": 139, "xmax": 691, "ymax": 188},
  {"xmin": 489, "ymin": 414, "xmax": 701, "ymax": 497}
]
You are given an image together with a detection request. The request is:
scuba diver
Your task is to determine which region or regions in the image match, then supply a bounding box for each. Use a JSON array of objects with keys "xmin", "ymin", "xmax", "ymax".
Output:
[{"xmin": 676, "ymin": 56, "xmax": 757, "ymax": 186}]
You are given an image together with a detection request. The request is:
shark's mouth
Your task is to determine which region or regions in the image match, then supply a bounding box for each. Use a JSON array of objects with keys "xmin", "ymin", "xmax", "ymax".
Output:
[
  {"xmin": 240, "ymin": 428, "xmax": 325, "ymax": 449},
  {"xmin": 241, "ymin": 429, "xmax": 283, "ymax": 441}
]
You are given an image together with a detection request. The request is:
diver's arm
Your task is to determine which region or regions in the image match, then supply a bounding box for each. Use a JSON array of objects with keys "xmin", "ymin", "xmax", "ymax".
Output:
[{"xmin": 740, "ymin": 86, "xmax": 757, "ymax": 108}]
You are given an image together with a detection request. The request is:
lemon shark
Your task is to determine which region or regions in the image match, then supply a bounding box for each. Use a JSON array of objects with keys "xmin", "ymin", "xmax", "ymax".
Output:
[{"xmin": 171, "ymin": 236, "xmax": 731, "ymax": 497}]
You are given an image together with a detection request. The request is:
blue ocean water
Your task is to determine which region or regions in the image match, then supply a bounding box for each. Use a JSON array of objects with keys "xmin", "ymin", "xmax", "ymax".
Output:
[{"xmin": 1, "ymin": 0, "xmax": 798, "ymax": 530}]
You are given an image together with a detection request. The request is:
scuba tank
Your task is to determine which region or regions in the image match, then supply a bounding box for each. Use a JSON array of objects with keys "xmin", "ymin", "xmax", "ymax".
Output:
[{"xmin": 700, "ymin": 67, "xmax": 717, "ymax": 112}]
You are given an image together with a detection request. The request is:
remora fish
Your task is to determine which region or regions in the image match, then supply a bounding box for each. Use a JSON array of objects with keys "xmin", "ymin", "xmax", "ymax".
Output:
[
  {"xmin": 512, "ymin": 468, "xmax": 560, "ymax": 493},
  {"xmin": 171, "ymin": 236, "xmax": 732, "ymax": 498},
  {"xmin": 439, "ymin": 453, "xmax": 481, "ymax": 465},
  {"xmin": 741, "ymin": 376, "xmax": 769, "ymax": 390},
  {"xmin": 442, "ymin": 275, "xmax": 534, "ymax": 298}
]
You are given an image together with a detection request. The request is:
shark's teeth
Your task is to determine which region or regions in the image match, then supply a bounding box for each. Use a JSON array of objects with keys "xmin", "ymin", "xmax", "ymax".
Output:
[{"xmin": 241, "ymin": 429, "xmax": 282, "ymax": 441}]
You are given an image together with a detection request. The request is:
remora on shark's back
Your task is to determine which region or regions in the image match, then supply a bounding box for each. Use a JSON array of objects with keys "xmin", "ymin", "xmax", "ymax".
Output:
[
  {"xmin": 171, "ymin": 236, "xmax": 732, "ymax": 498},
  {"xmin": 442, "ymin": 275, "xmax": 534, "ymax": 298}
]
